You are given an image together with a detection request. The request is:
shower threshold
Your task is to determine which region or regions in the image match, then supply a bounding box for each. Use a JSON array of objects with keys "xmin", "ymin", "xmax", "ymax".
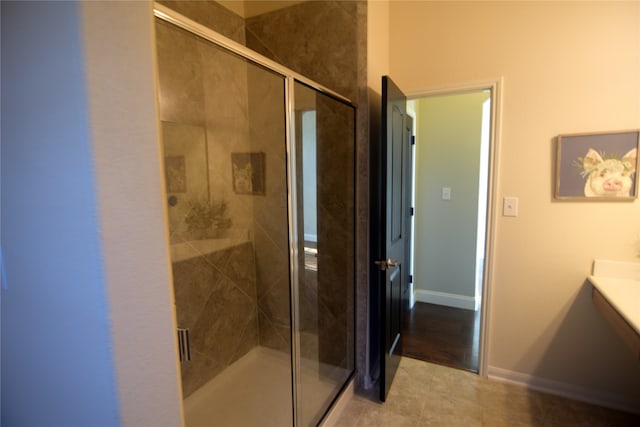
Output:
[{"xmin": 183, "ymin": 346, "xmax": 349, "ymax": 427}]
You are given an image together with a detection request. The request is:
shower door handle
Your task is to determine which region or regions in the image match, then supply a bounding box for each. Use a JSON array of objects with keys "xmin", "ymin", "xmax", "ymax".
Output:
[{"xmin": 177, "ymin": 328, "xmax": 191, "ymax": 362}]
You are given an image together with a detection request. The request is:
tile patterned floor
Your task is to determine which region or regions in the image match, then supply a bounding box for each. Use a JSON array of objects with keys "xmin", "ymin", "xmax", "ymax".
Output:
[{"xmin": 334, "ymin": 357, "xmax": 640, "ymax": 426}]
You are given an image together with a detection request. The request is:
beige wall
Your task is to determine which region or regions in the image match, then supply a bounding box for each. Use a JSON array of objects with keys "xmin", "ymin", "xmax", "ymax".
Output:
[
  {"xmin": 82, "ymin": 2, "xmax": 183, "ymax": 425},
  {"xmin": 367, "ymin": 0, "xmax": 390, "ymax": 93},
  {"xmin": 389, "ymin": 1, "xmax": 640, "ymax": 409},
  {"xmin": 218, "ymin": 0, "xmax": 308, "ymax": 18}
]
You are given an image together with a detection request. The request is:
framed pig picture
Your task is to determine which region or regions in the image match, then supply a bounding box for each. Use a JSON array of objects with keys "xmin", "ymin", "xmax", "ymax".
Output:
[
  {"xmin": 555, "ymin": 130, "xmax": 639, "ymax": 201},
  {"xmin": 231, "ymin": 152, "xmax": 266, "ymax": 195}
]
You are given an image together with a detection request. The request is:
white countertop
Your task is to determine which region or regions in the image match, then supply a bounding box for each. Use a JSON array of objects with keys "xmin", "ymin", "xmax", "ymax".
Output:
[{"xmin": 588, "ymin": 275, "xmax": 640, "ymax": 335}]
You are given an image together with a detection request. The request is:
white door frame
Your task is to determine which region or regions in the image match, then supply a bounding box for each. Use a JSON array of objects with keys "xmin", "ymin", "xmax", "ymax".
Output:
[{"xmin": 405, "ymin": 78, "xmax": 503, "ymax": 377}]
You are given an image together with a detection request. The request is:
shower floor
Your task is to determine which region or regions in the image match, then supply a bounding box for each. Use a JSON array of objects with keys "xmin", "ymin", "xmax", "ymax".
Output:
[{"xmin": 183, "ymin": 345, "xmax": 350, "ymax": 427}]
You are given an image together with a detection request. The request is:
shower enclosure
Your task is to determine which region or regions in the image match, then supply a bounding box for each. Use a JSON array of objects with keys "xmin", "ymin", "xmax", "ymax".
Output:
[{"xmin": 154, "ymin": 5, "xmax": 355, "ymax": 427}]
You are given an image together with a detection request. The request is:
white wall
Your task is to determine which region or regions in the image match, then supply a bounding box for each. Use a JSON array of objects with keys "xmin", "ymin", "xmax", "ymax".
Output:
[
  {"xmin": 1, "ymin": 1, "xmax": 183, "ymax": 425},
  {"xmin": 413, "ymin": 93, "xmax": 488, "ymax": 308},
  {"xmin": 390, "ymin": 0, "xmax": 640, "ymax": 411}
]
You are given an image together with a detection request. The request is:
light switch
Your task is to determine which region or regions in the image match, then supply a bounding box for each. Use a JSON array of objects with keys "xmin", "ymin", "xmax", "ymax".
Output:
[
  {"xmin": 442, "ymin": 187, "xmax": 451, "ymax": 201},
  {"xmin": 503, "ymin": 196, "xmax": 518, "ymax": 217}
]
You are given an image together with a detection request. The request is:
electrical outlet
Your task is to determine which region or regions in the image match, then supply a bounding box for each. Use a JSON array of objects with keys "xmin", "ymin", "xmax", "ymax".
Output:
[
  {"xmin": 442, "ymin": 187, "xmax": 451, "ymax": 201},
  {"xmin": 503, "ymin": 196, "xmax": 518, "ymax": 217}
]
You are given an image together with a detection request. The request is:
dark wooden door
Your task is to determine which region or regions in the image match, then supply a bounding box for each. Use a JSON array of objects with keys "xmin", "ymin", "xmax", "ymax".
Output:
[{"xmin": 372, "ymin": 76, "xmax": 413, "ymax": 401}]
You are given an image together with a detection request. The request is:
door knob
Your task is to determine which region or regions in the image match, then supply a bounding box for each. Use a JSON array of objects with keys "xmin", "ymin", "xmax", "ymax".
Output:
[{"xmin": 375, "ymin": 258, "xmax": 399, "ymax": 271}]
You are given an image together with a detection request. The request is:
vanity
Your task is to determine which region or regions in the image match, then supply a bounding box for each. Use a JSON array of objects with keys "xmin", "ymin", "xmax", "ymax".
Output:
[{"xmin": 588, "ymin": 260, "xmax": 640, "ymax": 361}]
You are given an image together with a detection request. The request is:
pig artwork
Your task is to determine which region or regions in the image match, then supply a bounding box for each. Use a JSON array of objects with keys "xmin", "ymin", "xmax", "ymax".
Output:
[{"xmin": 581, "ymin": 148, "xmax": 637, "ymax": 197}]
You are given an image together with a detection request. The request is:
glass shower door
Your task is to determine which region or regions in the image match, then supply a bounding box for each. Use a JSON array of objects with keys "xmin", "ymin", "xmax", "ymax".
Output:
[
  {"xmin": 155, "ymin": 18, "xmax": 293, "ymax": 427},
  {"xmin": 293, "ymin": 82, "xmax": 355, "ymax": 427}
]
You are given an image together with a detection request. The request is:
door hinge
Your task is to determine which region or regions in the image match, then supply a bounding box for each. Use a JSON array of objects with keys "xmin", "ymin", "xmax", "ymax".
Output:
[
  {"xmin": 410, "ymin": 207, "xmax": 414, "ymax": 216},
  {"xmin": 411, "ymin": 135, "xmax": 416, "ymax": 145},
  {"xmin": 409, "ymin": 274, "xmax": 413, "ymax": 284}
]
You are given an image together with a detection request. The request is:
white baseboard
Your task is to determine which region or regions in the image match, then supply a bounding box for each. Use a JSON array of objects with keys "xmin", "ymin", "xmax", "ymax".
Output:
[
  {"xmin": 487, "ymin": 365, "xmax": 640, "ymax": 414},
  {"xmin": 414, "ymin": 289, "xmax": 476, "ymax": 310}
]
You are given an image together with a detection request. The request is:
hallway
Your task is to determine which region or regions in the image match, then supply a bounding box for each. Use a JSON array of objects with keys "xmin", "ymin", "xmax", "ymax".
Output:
[{"xmin": 402, "ymin": 302, "xmax": 480, "ymax": 372}]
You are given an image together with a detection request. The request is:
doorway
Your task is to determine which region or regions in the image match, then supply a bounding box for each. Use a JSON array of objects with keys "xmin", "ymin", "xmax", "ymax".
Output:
[{"xmin": 402, "ymin": 83, "xmax": 499, "ymax": 375}]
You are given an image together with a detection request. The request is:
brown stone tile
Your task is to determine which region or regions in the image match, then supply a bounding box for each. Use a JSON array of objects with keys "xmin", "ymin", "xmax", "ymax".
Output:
[
  {"xmin": 172, "ymin": 256, "xmax": 216, "ymax": 329},
  {"xmin": 157, "ymin": 0, "xmax": 245, "ymax": 44},
  {"xmin": 257, "ymin": 275, "xmax": 291, "ymax": 327},
  {"xmin": 245, "ymin": 1, "xmax": 358, "ymax": 101},
  {"xmin": 191, "ymin": 274, "xmax": 257, "ymax": 365},
  {"xmin": 258, "ymin": 308, "xmax": 290, "ymax": 353},
  {"xmin": 218, "ymin": 241, "xmax": 257, "ymax": 299}
]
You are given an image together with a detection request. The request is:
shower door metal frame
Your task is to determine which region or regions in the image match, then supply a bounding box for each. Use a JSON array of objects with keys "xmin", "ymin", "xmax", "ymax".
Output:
[{"xmin": 153, "ymin": 4, "xmax": 356, "ymax": 426}]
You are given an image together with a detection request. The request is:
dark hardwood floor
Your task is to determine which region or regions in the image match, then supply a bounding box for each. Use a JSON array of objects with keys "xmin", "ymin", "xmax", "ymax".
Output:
[{"xmin": 401, "ymin": 302, "xmax": 480, "ymax": 372}]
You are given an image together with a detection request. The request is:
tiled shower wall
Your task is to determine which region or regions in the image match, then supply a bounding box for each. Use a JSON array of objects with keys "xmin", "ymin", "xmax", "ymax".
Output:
[
  {"xmin": 155, "ymin": 13, "xmax": 255, "ymax": 244},
  {"xmin": 315, "ymin": 95, "xmax": 355, "ymax": 371},
  {"xmin": 245, "ymin": 0, "xmax": 367, "ymax": 383},
  {"xmin": 157, "ymin": 0, "xmax": 368, "ymax": 389},
  {"xmin": 245, "ymin": 1, "xmax": 362, "ymax": 102},
  {"xmin": 173, "ymin": 242, "xmax": 258, "ymax": 397},
  {"xmin": 246, "ymin": 66, "xmax": 291, "ymax": 352},
  {"xmin": 156, "ymin": 11, "xmax": 261, "ymax": 398}
]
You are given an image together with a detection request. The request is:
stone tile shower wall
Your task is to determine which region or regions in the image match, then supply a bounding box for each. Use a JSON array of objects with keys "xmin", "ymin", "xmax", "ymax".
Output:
[
  {"xmin": 247, "ymin": 66, "xmax": 292, "ymax": 352},
  {"xmin": 316, "ymin": 95, "xmax": 355, "ymax": 372},
  {"xmin": 158, "ymin": 0, "xmax": 246, "ymax": 44},
  {"xmin": 159, "ymin": 0, "xmax": 294, "ymax": 354},
  {"xmin": 173, "ymin": 242, "xmax": 258, "ymax": 397},
  {"xmin": 245, "ymin": 1, "xmax": 360, "ymax": 102},
  {"xmin": 156, "ymin": 12, "xmax": 262, "ymax": 398},
  {"xmin": 156, "ymin": 0, "xmax": 365, "ymax": 394},
  {"xmin": 156, "ymin": 17, "xmax": 255, "ymax": 245},
  {"xmin": 245, "ymin": 0, "xmax": 367, "ymax": 385},
  {"xmin": 246, "ymin": 1, "xmax": 362, "ymax": 372},
  {"xmin": 156, "ymin": 2, "xmax": 293, "ymax": 398}
]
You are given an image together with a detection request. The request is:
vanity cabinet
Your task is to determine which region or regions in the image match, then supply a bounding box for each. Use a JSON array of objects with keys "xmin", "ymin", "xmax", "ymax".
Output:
[{"xmin": 592, "ymin": 287, "xmax": 640, "ymax": 361}]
